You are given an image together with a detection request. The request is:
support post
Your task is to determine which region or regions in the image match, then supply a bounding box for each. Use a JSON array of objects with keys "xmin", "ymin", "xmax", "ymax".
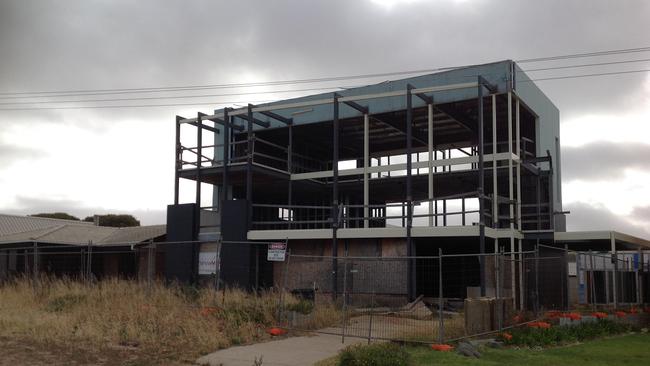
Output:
[
  {"xmin": 428, "ymin": 103, "xmax": 434, "ymax": 227},
  {"xmin": 363, "ymin": 112, "xmax": 369, "ymax": 228},
  {"xmin": 515, "ymin": 96, "xmax": 523, "ymax": 310},
  {"xmin": 406, "ymin": 85, "xmax": 415, "ymax": 300},
  {"xmin": 332, "ymin": 94, "xmax": 340, "ymax": 301},
  {"xmin": 196, "ymin": 112, "xmax": 204, "ymax": 227},
  {"xmin": 174, "ymin": 116, "xmax": 181, "ymax": 204},
  {"xmin": 222, "ymin": 108, "xmax": 230, "ymax": 206},
  {"xmin": 246, "ymin": 105, "xmax": 254, "ymax": 227},
  {"xmin": 288, "ymin": 122, "xmax": 293, "ymax": 228},
  {"xmin": 507, "ymin": 92, "xmax": 516, "ymax": 307},
  {"xmin": 478, "ymin": 78, "xmax": 486, "ymax": 296},
  {"xmin": 491, "ymin": 94, "xmax": 498, "ymax": 229}
]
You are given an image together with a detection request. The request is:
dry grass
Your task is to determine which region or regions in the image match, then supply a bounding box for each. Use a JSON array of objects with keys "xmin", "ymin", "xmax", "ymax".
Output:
[
  {"xmin": 395, "ymin": 314, "xmax": 466, "ymax": 343},
  {"xmin": 0, "ymin": 277, "xmax": 338, "ymax": 363}
]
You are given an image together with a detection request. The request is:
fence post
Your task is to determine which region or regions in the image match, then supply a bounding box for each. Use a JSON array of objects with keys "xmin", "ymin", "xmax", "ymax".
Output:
[
  {"xmin": 564, "ymin": 244, "xmax": 569, "ymax": 310},
  {"xmin": 32, "ymin": 241, "xmax": 38, "ymax": 288},
  {"xmin": 604, "ymin": 255, "xmax": 610, "ymax": 305},
  {"xmin": 367, "ymin": 260, "xmax": 375, "ymax": 344},
  {"xmin": 496, "ymin": 248, "xmax": 503, "ymax": 332},
  {"xmin": 86, "ymin": 240, "xmax": 93, "ymax": 283},
  {"xmin": 147, "ymin": 239, "xmax": 153, "ymax": 292},
  {"xmin": 589, "ymin": 250, "xmax": 596, "ymax": 310},
  {"xmin": 215, "ymin": 240, "xmax": 222, "ymax": 293},
  {"xmin": 255, "ymin": 244, "xmax": 260, "ymax": 292},
  {"xmin": 341, "ymin": 258, "xmax": 349, "ymax": 344},
  {"xmin": 639, "ymin": 249, "xmax": 644, "ymax": 305},
  {"xmin": 438, "ymin": 248, "xmax": 444, "ymax": 344},
  {"xmin": 278, "ymin": 249, "xmax": 291, "ymax": 326},
  {"xmin": 534, "ymin": 244, "xmax": 540, "ymax": 315}
]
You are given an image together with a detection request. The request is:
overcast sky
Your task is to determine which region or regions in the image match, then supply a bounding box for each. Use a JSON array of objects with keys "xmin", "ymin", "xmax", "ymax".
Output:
[{"xmin": 1, "ymin": 0, "xmax": 649, "ymax": 237}]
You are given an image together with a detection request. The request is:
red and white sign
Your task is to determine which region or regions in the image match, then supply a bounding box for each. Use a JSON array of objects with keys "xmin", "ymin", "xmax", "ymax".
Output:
[{"xmin": 267, "ymin": 242, "xmax": 287, "ymax": 261}]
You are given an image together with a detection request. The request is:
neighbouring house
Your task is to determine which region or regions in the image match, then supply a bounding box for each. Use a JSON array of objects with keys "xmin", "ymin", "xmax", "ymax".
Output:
[{"xmin": 0, "ymin": 214, "xmax": 166, "ymax": 280}]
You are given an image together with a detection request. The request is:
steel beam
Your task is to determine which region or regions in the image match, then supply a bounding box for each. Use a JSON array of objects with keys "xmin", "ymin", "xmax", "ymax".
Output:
[{"xmin": 259, "ymin": 110, "xmax": 292, "ymax": 124}]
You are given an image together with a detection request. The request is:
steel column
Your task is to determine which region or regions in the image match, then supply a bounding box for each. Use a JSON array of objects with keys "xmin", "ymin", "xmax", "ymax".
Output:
[
  {"xmin": 406, "ymin": 85, "xmax": 415, "ymax": 300},
  {"xmin": 196, "ymin": 112, "xmax": 205, "ymax": 229},
  {"xmin": 174, "ymin": 116, "xmax": 182, "ymax": 204},
  {"xmin": 246, "ymin": 104, "xmax": 254, "ymax": 227},
  {"xmin": 332, "ymin": 94, "xmax": 340, "ymax": 300},
  {"xmin": 222, "ymin": 108, "xmax": 230, "ymax": 206},
  {"xmin": 491, "ymin": 94, "xmax": 498, "ymax": 229},
  {"xmin": 363, "ymin": 112, "xmax": 369, "ymax": 228},
  {"xmin": 478, "ymin": 77, "xmax": 486, "ymax": 297},
  {"xmin": 428, "ymin": 103, "xmax": 434, "ymax": 227},
  {"xmin": 507, "ymin": 92, "xmax": 516, "ymax": 307}
]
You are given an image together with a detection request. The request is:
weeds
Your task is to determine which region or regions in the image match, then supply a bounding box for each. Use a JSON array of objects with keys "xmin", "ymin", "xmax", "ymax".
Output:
[{"xmin": 0, "ymin": 276, "xmax": 341, "ymax": 361}]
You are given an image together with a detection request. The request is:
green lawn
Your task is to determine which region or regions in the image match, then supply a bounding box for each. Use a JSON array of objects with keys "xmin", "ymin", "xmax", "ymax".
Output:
[{"xmin": 408, "ymin": 333, "xmax": 650, "ymax": 365}]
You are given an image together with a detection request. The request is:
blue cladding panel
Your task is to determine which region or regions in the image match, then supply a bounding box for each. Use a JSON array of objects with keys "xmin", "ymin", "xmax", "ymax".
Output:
[{"xmin": 248, "ymin": 61, "xmax": 513, "ymax": 130}]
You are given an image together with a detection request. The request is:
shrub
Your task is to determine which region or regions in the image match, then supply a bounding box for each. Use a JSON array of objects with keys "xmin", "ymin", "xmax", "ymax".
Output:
[
  {"xmin": 338, "ymin": 343, "xmax": 411, "ymax": 366},
  {"xmin": 505, "ymin": 319, "xmax": 633, "ymax": 347},
  {"xmin": 287, "ymin": 299, "xmax": 314, "ymax": 315}
]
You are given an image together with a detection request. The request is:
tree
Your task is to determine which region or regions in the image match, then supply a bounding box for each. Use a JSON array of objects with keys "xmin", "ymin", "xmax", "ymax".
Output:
[
  {"xmin": 32, "ymin": 212, "xmax": 80, "ymax": 221},
  {"xmin": 83, "ymin": 214, "xmax": 140, "ymax": 227}
]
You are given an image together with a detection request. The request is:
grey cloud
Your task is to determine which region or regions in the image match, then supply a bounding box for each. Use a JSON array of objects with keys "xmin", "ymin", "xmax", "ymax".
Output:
[
  {"xmin": 565, "ymin": 201, "xmax": 650, "ymax": 238},
  {"xmin": 631, "ymin": 206, "xmax": 650, "ymax": 222},
  {"xmin": 6, "ymin": 195, "xmax": 165, "ymax": 225},
  {"xmin": 1, "ymin": 0, "xmax": 650, "ymax": 229},
  {"xmin": 562, "ymin": 141, "xmax": 650, "ymax": 181},
  {"xmin": 0, "ymin": 144, "xmax": 44, "ymax": 167}
]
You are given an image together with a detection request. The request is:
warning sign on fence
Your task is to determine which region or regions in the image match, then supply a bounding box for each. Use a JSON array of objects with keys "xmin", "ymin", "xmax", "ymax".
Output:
[
  {"xmin": 267, "ymin": 242, "xmax": 287, "ymax": 261},
  {"xmin": 198, "ymin": 252, "xmax": 219, "ymax": 275}
]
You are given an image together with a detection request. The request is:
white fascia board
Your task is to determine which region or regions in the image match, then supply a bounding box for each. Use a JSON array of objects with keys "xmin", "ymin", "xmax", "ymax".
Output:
[
  {"xmin": 412, "ymin": 226, "xmax": 480, "ymax": 237},
  {"xmin": 247, "ymin": 229, "xmax": 333, "ymax": 240},
  {"xmin": 338, "ymin": 227, "xmax": 406, "ymax": 238},
  {"xmin": 487, "ymin": 228, "xmax": 524, "ymax": 240},
  {"xmin": 554, "ymin": 231, "xmax": 611, "ymax": 241},
  {"xmin": 290, "ymin": 152, "xmax": 517, "ymax": 181}
]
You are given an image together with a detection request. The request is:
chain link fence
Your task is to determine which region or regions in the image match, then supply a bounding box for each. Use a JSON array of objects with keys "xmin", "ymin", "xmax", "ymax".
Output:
[{"xmin": 1, "ymin": 240, "xmax": 647, "ymax": 344}]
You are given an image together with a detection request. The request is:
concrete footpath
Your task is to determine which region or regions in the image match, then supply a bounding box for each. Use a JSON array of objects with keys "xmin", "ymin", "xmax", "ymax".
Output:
[{"xmin": 196, "ymin": 333, "xmax": 362, "ymax": 366}]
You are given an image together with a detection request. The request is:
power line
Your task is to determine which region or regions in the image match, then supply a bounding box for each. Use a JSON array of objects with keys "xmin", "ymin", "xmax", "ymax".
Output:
[
  {"xmin": 1, "ymin": 45, "xmax": 649, "ymax": 98},
  {"xmin": 1, "ymin": 68, "xmax": 649, "ymax": 112},
  {"xmin": 0, "ymin": 85, "xmax": 356, "ymax": 105},
  {"xmin": 0, "ymin": 99, "xmax": 276, "ymax": 111},
  {"xmin": 2, "ymin": 58, "xmax": 649, "ymax": 106}
]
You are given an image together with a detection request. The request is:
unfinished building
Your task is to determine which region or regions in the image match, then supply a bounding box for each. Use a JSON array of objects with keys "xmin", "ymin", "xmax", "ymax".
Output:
[{"xmin": 167, "ymin": 60, "xmax": 647, "ymax": 308}]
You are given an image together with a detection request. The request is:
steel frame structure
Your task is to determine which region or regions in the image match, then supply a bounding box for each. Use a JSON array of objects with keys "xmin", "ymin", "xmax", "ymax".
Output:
[{"xmin": 173, "ymin": 71, "xmax": 557, "ymax": 306}]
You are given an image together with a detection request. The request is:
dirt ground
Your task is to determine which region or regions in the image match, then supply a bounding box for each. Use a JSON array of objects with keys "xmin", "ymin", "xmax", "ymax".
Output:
[{"xmin": 0, "ymin": 337, "xmax": 191, "ymax": 366}]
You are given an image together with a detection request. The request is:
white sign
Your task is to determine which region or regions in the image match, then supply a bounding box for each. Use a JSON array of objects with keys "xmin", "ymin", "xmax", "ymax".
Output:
[
  {"xmin": 267, "ymin": 242, "xmax": 287, "ymax": 261},
  {"xmin": 199, "ymin": 252, "xmax": 219, "ymax": 275}
]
